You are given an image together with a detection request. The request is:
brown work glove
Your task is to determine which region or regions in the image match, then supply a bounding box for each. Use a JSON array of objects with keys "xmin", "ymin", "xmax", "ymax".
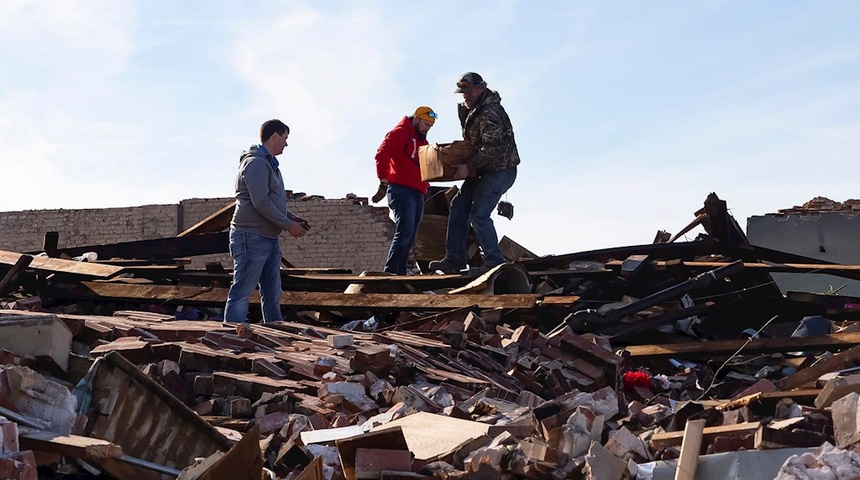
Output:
[{"xmin": 371, "ymin": 180, "xmax": 388, "ymax": 203}]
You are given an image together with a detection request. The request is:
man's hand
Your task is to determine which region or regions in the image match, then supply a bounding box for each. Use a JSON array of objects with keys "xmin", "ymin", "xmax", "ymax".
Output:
[
  {"xmin": 453, "ymin": 164, "xmax": 470, "ymax": 180},
  {"xmin": 371, "ymin": 181, "xmax": 388, "ymax": 203},
  {"xmin": 286, "ymin": 221, "xmax": 308, "ymax": 238},
  {"xmin": 291, "ymin": 215, "xmax": 311, "ymax": 230}
]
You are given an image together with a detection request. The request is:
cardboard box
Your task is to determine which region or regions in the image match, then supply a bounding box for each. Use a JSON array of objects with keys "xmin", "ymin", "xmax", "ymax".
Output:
[{"xmin": 418, "ymin": 141, "xmax": 478, "ymax": 182}]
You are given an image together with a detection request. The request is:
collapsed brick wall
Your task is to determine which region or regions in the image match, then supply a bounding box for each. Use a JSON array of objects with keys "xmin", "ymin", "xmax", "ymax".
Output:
[{"xmin": 0, "ymin": 197, "xmax": 395, "ymax": 273}]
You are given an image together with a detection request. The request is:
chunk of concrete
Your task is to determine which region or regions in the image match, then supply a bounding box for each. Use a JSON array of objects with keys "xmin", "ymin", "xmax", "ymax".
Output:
[
  {"xmin": 831, "ymin": 392, "xmax": 860, "ymax": 448},
  {"xmin": 815, "ymin": 373, "xmax": 860, "ymax": 409},
  {"xmin": 0, "ymin": 315, "xmax": 72, "ymax": 373}
]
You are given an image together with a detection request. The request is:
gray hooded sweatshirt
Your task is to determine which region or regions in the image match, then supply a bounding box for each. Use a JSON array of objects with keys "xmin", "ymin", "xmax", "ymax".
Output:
[{"xmin": 230, "ymin": 145, "xmax": 295, "ymax": 239}]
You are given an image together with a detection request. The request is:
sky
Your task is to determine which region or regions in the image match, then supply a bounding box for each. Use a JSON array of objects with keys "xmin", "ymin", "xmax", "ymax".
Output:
[{"xmin": 1, "ymin": 1, "xmax": 858, "ymax": 257}]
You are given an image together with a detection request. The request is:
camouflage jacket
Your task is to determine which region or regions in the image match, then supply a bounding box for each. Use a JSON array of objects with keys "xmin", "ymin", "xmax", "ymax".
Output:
[{"xmin": 458, "ymin": 89, "xmax": 520, "ymax": 173}]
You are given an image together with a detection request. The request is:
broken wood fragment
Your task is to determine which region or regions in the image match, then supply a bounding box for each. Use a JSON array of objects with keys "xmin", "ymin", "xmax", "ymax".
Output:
[
  {"xmin": 18, "ymin": 428, "xmax": 122, "ymax": 460},
  {"xmin": 778, "ymin": 344, "xmax": 860, "ymax": 391},
  {"xmin": 623, "ymin": 332, "xmax": 860, "ymax": 359},
  {"xmin": 673, "ymin": 419, "xmax": 705, "ymax": 480},
  {"xmin": 0, "ymin": 253, "xmax": 32, "ymax": 295},
  {"xmin": 649, "ymin": 421, "xmax": 761, "ymax": 450},
  {"xmin": 178, "ymin": 201, "xmax": 236, "ymax": 237}
]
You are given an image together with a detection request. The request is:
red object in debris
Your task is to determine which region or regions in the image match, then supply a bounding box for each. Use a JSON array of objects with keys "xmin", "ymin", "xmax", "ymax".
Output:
[{"xmin": 622, "ymin": 370, "xmax": 653, "ymax": 391}]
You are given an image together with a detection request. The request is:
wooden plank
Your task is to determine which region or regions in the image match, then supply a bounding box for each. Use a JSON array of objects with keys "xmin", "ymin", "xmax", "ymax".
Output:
[
  {"xmin": 415, "ymin": 214, "xmax": 448, "ymax": 263},
  {"xmin": 715, "ymin": 390, "xmax": 821, "ymax": 411},
  {"xmin": 499, "ymin": 235, "xmax": 539, "ymax": 262},
  {"xmin": 178, "ymin": 201, "xmax": 236, "ymax": 237},
  {"xmin": 0, "ymin": 253, "xmax": 32, "ymax": 295},
  {"xmin": 19, "ymin": 428, "xmax": 123, "ymax": 460},
  {"xmin": 49, "ymin": 281, "xmax": 580, "ymax": 310},
  {"xmin": 777, "ymin": 344, "xmax": 860, "ymax": 391},
  {"xmin": 280, "ymin": 272, "xmax": 473, "ymax": 292},
  {"xmin": 0, "ymin": 250, "xmax": 123, "ymax": 278},
  {"xmin": 287, "ymin": 272, "xmax": 467, "ymax": 283},
  {"xmin": 521, "ymin": 238, "xmax": 721, "ymax": 270},
  {"xmin": 540, "ymin": 295, "xmax": 581, "ymax": 306},
  {"xmin": 418, "ymin": 366, "xmax": 492, "ymax": 387},
  {"xmin": 650, "ymin": 421, "xmax": 761, "ymax": 450},
  {"xmin": 375, "ymin": 332, "xmax": 450, "ymax": 349},
  {"xmin": 379, "ymin": 306, "xmax": 474, "ymax": 332},
  {"xmin": 673, "ymin": 419, "xmax": 705, "ymax": 480},
  {"xmin": 48, "ymin": 232, "xmax": 229, "ymax": 260},
  {"xmin": 605, "ymin": 260, "xmax": 860, "ymax": 281},
  {"xmin": 754, "ymin": 423, "xmax": 828, "ymax": 449},
  {"xmin": 622, "ymin": 332, "xmax": 860, "ymax": 359}
]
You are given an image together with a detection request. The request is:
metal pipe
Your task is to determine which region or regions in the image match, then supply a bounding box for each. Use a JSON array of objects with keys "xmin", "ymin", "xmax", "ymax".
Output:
[{"xmin": 117, "ymin": 454, "xmax": 181, "ymax": 477}]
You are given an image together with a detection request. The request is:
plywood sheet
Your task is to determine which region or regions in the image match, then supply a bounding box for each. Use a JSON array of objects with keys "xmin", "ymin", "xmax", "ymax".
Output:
[{"xmin": 370, "ymin": 412, "xmax": 489, "ymax": 461}]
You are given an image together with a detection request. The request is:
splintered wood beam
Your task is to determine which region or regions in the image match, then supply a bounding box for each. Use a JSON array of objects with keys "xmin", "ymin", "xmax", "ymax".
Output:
[
  {"xmin": 715, "ymin": 390, "xmax": 821, "ymax": 411},
  {"xmin": 178, "ymin": 201, "xmax": 236, "ymax": 236},
  {"xmin": 622, "ymin": 332, "xmax": 860, "ymax": 359},
  {"xmin": 520, "ymin": 238, "xmax": 721, "ymax": 271},
  {"xmin": 281, "ymin": 272, "xmax": 472, "ymax": 291},
  {"xmin": 19, "ymin": 428, "xmax": 123, "ymax": 460},
  {"xmin": 47, "ymin": 281, "xmax": 579, "ymax": 310},
  {"xmin": 776, "ymin": 343, "xmax": 860, "ymax": 391},
  {"xmin": 45, "ymin": 232, "xmax": 229, "ymax": 260},
  {"xmin": 605, "ymin": 260, "xmax": 860, "ymax": 280},
  {"xmin": 649, "ymin": 421, "xmax": 761, "ymax": 450},
  {"xmin": 0, "ymin": 250, "xmax": 123, "ymax": 278},
  {"xmin": 673, "ymin": 419, "xmax": 705, "ymax": 480},
  {"xmin": 0, "ymin": 253, "xmax": 32, "ymax": 294}
]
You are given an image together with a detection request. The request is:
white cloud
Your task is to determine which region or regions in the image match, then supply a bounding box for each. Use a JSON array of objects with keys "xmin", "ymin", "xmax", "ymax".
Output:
[{"xmin": 1, "ymin": 1, "xmax": 858, "ymax": 257}]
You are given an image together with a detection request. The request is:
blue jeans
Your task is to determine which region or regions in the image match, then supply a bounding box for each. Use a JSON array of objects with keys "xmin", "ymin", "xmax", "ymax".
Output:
[
  {"xmin": 384, "ymin": 183, "xmax": 424, "ymax": 275},
  {"xmin": 224, "ymin": 229, "xmax": 284, "ymax": 322},
  {"xmin": 445, "ymin": 167, "xmax": 517, "ymax": 267}
]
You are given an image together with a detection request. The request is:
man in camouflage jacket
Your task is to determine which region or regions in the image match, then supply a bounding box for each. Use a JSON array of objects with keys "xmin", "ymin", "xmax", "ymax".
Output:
[{"xmin": 429, "ymin": 72, "xmax": 520, "ymax": 274}]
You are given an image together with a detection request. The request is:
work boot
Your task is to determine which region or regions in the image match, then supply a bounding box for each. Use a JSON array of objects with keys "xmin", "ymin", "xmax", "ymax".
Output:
[{"xmin": 428, "ymin": 259, "xmax": 466, "ymax": 274}]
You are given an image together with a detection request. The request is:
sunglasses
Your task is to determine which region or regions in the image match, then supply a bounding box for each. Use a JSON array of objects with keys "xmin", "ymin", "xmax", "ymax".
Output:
[
  {"xmin": 457, "ymin": 81, "xmax": 474, "ymax": 89},
  {"xmin": 425, "ymin": 111, "xmax": 438, "ymax": 119}
]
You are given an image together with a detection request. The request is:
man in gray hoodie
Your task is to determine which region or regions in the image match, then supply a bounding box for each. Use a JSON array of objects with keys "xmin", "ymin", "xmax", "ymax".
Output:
[{"xmin": 224, "ymin": 119, "xmax": 309, "ymax": 323}]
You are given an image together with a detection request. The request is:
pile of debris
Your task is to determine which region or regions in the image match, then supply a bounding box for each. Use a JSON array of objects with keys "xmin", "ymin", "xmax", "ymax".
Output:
[
  {"xmin": 1, "ymin": 192, "xmax": 860, "ymax": 480},
  {"xmin": 776, "ymin": 196, "xmax": 860, "ymax": 214}
]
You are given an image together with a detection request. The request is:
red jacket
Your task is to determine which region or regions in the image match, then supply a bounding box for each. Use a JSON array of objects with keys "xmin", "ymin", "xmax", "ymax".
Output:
[{"xmin": 375, "ymin": 116, "xmax": 429, "ymax": 194}]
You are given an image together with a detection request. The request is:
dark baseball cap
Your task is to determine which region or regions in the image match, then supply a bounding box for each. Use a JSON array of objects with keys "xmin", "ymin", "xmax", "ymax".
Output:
[{"xmin": 454, "ymin": 72, "xmax": 486, "ymax": 93}]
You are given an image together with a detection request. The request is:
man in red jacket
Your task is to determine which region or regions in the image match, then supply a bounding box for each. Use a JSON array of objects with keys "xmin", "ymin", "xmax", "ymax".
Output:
[{"xmin": 373, "ymin": 106, "xmax": 437, "ymax": 275}]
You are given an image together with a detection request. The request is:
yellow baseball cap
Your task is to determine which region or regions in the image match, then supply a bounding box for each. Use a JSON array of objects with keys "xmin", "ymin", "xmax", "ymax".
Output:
[{"xmin": 414, "ymin": 106, "xmax": 437, "ymax": 124}]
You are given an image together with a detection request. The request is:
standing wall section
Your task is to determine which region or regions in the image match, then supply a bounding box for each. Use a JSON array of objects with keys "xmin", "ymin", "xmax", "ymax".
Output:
[
  {"xmin": 0, "ymin": 196, "xmax": 395, "ymax": 274},
  {"xmin": 747, "ymin": 212, "xmax": 860, "ymax": 296}
]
